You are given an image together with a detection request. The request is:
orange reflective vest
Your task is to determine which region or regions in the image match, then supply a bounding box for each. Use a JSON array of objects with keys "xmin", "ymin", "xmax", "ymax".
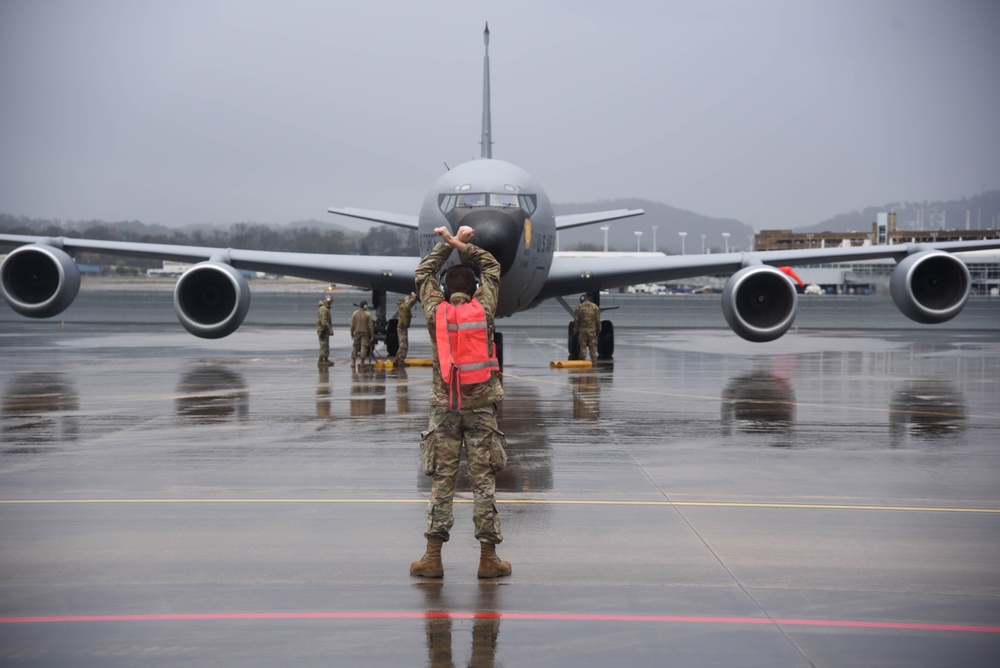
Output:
[{"xmin": 435, "ymin": 299, "xmax": 499, "ymax": 409}]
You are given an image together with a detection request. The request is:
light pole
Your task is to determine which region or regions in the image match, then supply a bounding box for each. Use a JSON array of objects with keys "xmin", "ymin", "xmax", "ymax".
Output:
[
  {"xmin": 678, "ymin": 231, "xmax": 687, "ymax": 255},
  {"xmin": 600, "ymin": 226, "xmax": 609, "ymax": 252},
  {"xmin": 651, "ymin": 225, "xmax": 658, "ymax": 252},
  {"xmin": 634, "ymin": 230, "xmax": 643, "ymax": 252},
  {"xmin": 701, "ymin": 234, "xmax": 706, "ymax": 254},
  {"xmin": 722, "ymin": 232, "xmax": 730, "ymax": 253}
]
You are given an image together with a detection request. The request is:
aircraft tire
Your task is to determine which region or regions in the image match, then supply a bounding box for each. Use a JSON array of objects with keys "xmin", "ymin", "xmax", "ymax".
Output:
[
  {"xmin": 567, "ymin": 322, "xmax": 581, "ymax": 360},
  {"xmin": 598, "ymin": 320, "xmax": 614, "ymax": 360},
  {"xmin": 385, "ymin": 318, "xmax": 399, "ymax": 356}
]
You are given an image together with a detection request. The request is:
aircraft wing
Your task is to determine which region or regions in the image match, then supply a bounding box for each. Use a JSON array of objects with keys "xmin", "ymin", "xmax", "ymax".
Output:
[
  {"xmin": 327, "ymin": 207, "xmax": 420, "ymax": 230},
  {"xmin": 0, "ymin": 234, "xmax": 419, "ymax": 294},
  {"xmin": 554, "ymin": 209, "xmax": 645, "ymax": 230},
  {"xmin": 539, "ymin": 239, "xmax": 1000, "ymax": 297}
]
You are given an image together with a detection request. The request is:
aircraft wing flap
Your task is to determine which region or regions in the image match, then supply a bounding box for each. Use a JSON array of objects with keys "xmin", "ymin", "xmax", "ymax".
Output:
[
  {"xmin": 227, "ymin": 249, "xmax": 418, "ymax": 293},
  {"xmin": 327, "ymin": 207, "xmax": 419, "ymax": 229},
  {"xmin": 554, "ymin": 209, "xmax": 644, "ymax": 230},
  {"xmin": 541, "ymin": 254, "xmax": 737, "ymax": 297},
  {"xmin": 0, "ymin": 235, "xmax": 225, "ymax": 263},
  {"xmin": 0, "ymin": 234, "xmax": 419, "ymax": 295},
  {"xmin": 539, "ymin": 241, "xmax": 1000, "ymax": 299}
]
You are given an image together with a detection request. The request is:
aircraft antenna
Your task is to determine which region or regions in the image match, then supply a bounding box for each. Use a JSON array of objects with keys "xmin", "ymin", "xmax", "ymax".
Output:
[{"xmin": 481, "ymin": 22, "xmax": 492, "ymax": 159}]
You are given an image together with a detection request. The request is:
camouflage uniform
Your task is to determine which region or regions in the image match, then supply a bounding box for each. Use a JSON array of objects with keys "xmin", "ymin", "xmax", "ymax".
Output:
[
  {"xmin": 396, "ymin": 292, "xmax": 418, "ymax": 364},
  {"xmin": 415, "ymin": 242, "xmax": 506, "ymax": 544},
  {"xmin": 350, "ymin": 305, "xmax": 375, "ymax": 365},
  {"xmin": 574, "ymin": 297, "xmax": 602, "ymax": 361},
  {"xmin": 316, "ymin": 298, "xmax": 333, "ymax": 361}
]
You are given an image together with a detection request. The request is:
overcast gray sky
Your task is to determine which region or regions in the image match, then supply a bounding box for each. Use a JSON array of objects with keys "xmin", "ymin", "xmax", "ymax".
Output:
[{"xmin": 1, "ymin": 0, "xmax": 998, "ymax": 232}]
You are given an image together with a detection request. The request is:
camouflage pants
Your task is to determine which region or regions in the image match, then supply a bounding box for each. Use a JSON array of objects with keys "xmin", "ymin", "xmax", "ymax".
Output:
[
  {"xmin": 352, "ymin": 333, "xmax": 371, "ymax": 361},
  {"xmin": 577, "ymin": 330, "xmax": 598, "ymax": 361},
  {"xmin": 420, "ymin": 404, "xmax": 507, "ymax": 543},
  {"xmin": 317, "ymin": 330, "xmax": 330, "ymax": 358},
  {"xmin": 396, "ymin": 324, "xmax": 409, "ymax": 362}
]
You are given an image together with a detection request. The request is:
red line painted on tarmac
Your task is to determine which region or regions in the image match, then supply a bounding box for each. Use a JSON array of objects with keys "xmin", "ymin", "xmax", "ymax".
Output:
[{"xmin": 1, "ymin": 611, "xmax": 998, "ymax": 633}]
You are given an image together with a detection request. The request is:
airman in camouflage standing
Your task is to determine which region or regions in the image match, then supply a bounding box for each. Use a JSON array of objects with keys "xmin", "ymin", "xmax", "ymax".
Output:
[
  {"xmin": 395, "ymin": 291, "xmax": 418, "ymax": 366},
  {"xmin": 574, "ymin": 293, "xmax": 602, "ymax": 362},
  {"xmin": 409, "ymin": 225, "xmax": 510, "ymax": 579},
  {"xmin": 350, "ymin": 301, "xmax": 375, "ymax": 369},
  {"xmin": 316, "ymin": 294, "xmax": 334, "ymax": 366}
]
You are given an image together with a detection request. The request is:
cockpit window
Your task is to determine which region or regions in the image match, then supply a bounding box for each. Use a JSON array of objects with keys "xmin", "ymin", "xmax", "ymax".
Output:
[
  {"xmin": 457, "ymin": 193, "xmax": 488, "ymax": 207},
  {"xmin": 519, "ymin": 195, "xmax": 537, "ymax": 216},
  {"xmin": 438, "ymin": 194, "xmax": 457, "ymax": 213},
  {"xmin": 489, "ymin": 193, "xmax": 519, "ymax": 208},
  {"xmin": 439, "ymin": 192, "xmax": 538, "ymax": 216}
]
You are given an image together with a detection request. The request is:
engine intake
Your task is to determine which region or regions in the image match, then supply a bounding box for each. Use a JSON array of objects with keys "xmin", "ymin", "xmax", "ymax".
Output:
[
  {"xmin": 0, "ymin": 244, "xmax": 81, "ymax": 318},
  {"xmin": 174, "ymin": 262, "xmax": 250, "ymax": 338},
  {"xmin": 722, "ymin": 265, "xmax": 798, "ymax": 342},
  {"xmin": 890, "ymin": 250, "xmax": 970, "ymax": 324}
]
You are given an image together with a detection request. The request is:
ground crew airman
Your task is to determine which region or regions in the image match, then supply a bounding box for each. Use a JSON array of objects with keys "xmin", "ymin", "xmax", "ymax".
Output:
[
  {"xmin": 573, "ymin": 293, "xmax": 602, "ymax": 362},
  {"xmin": 350, "ymin": 301, "xmax": 375, "ymax": 369},
  {"xmin": 316, "ymin": 294, "xmax": 334, "ymax": 366},
  {"xmin": 409, "ymin": 225, "xmax": 510, "ymax": 579},
  {"xmin": 395, "ymin": 291, "xmax": 418, "ymax": 366}
]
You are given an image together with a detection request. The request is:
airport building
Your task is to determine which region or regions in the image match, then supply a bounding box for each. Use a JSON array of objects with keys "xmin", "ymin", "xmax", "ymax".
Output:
[
  {"xmin": 753, "ymin": 213, "xmax": 1000, "ymax": 295},
  {"xmin": 754, "ymin": 212, "xmax": 1000, "ymax": 252}
]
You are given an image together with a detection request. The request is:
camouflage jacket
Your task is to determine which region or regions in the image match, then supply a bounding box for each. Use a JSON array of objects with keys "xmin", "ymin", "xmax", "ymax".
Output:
[
  {"xmin": 574, "ymin": 300, "xmax": 602, "ymax": 334},
  {"xmin": 350, "ymin": 308, "xmax": 374, "ymax": 338},
  {"xmin": 316, "ymin": 301, "xmax": 332, "ymax": 333},
  {"xmin": 396, "ymin": 293, "xmax": 418, "ymax": 328},
  {"xmin": 415, "ymin": 242, "xmax": 504, "ymax": 409}
]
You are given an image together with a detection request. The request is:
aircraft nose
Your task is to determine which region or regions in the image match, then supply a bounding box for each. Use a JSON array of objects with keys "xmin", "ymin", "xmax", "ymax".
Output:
[{"xmin": 454, "ymin": 210, "xmax": 522, "ymax": 276}]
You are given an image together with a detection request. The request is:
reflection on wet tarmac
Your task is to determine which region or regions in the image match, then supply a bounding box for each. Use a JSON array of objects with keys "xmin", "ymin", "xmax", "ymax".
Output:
[
  {"xmin": 720, "ymin": 369, "xmax": 796, "ymax": 445},
  {"xmin": 889, "ymin": 380, "xmax": 966, "ymax": 446},
  {"xmin": 569, "ymin": 368, "xmax": 601, "ymax": 420},
  {"xmin": 316, "ymin": 367, "xmax": 331, "ymax": 418},
  {"xmin": 495, "ymin": 385, "xmax": 554, "ymax": 493},
  {"xmin": 414, "ymin": 384, "xmax": 554, "ymax": 495},
  {"xmin": 175, "ymin": 366, "xmax": 249, "ymax": 423},
  {"xmin": 418, "ymin": 582, "xmax": 501, "ymax": 668},
  {"xmin": 1, "ymin": 372, "xmax": 80, "ymax": 449},
  {"xmin": 350, "ymin": 367, "xmax": 386, "ymax": 416},
  {"xmin": 394, "ymin": 366, "xmax": 411, "ymax": 415}
]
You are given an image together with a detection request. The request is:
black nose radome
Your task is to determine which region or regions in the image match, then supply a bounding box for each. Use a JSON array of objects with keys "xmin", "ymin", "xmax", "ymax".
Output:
[{"xmin": 446, "ymin": 209, "xmax": 523, "ymax": 276}]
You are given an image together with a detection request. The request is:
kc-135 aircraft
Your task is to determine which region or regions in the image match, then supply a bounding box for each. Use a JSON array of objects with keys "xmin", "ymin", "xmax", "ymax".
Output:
[{"xmin": 3, "ymin": 24, "xmax": 1000, "ymax": 361}]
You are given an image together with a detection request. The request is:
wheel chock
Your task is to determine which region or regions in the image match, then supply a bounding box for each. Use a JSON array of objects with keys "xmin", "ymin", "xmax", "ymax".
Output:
[{"xmin": 400, "ymin": 358, "xmax": 434, "ymax": 367}]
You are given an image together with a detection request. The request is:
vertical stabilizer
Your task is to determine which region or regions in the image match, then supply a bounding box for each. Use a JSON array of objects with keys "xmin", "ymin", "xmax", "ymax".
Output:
[{"xmin": 481, "ymin": 22, "xmax": 492, "ymax": 159}]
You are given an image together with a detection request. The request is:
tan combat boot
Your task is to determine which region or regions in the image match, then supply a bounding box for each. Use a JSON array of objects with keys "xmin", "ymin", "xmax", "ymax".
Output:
[
  {"xmin": 410, "ymin": 536, "xmax": 445, "ymax": 578},
  {"xmin": 477, "ymin": 542, "xmax": 511, "ymax": 579}
]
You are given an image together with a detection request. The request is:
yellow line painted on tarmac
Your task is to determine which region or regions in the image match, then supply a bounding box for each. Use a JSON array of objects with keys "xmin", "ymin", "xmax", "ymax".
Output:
[{"xmin": 1, "ymin": 499, "xmax": 998, "ymax": 514}]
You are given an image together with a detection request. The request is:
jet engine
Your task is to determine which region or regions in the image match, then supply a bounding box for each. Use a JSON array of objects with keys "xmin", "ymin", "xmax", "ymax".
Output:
[
  {"xmin": 0, "ymin": 244, "xmax": 81, "ymax": 318},
  {"xmin": 173, "ymin": 261, "xmax": 250, "ymax": 338},
  {"xmin": 889, "ymin": 250, "xmax": 970, "ymax": 324},
  {"xmin": 721, "ymin": 265, "xmax": 798, "ymax": 343}
]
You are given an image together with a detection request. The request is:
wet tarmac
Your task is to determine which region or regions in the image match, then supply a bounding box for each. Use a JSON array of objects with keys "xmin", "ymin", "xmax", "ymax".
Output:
[{"xmin": 1, "ymin": 308, "xmax": 1000, "ymax": 666}]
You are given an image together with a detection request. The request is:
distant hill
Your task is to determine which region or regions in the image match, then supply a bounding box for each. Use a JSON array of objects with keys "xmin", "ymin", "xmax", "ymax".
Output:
[
  {"xmin": 553, "ymin": 199, "xmax": 755, "ymax": 254},
  {"xmin": 797, "ymin": 190, "xmax": 1000, "ymax": 234}
]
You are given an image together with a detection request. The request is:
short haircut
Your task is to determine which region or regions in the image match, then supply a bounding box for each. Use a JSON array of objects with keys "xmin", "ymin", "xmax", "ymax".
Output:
[{"xmin": 444, "ymin": 265, "xmax": 477, "ymax": 299}]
